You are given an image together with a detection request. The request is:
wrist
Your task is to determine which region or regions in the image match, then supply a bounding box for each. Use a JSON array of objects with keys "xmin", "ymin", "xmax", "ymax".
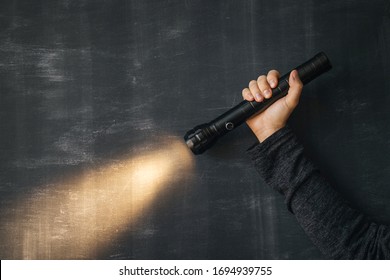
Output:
[{"xmin": 253, "ymin": 126, "xmax": 285, "ymax": 142}]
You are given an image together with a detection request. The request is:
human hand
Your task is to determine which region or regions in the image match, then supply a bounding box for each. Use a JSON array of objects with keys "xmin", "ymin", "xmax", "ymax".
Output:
[{"xmin": 242, "ymin": 70, "xmax": 303, "ymax": 142}]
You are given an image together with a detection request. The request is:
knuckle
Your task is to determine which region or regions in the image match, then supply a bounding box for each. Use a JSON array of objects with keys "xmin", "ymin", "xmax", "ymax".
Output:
[
  {"xmin": 249, "ymin": 80, "xmax": 257, "ymax": 87},
  {"xmin": 269, "ymin": 69, "xmax": 280, "ymax": 75},
  {"xmin": 257, "ymin": 76, "xmax": 269, "ymax": 90},
  {"xmin": 256, "ymin": 75, "xmax": 266, "ymax": 83}
]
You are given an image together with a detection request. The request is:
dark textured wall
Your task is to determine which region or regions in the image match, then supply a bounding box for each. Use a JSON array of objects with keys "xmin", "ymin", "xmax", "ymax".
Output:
[{"xmin": 1, "ymin": 0, "xmax": 390, "ymax": 259}]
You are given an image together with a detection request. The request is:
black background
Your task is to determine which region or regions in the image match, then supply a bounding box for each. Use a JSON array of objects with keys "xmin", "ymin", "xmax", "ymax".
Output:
[{"xmin": 1, "ymin": 0, "xmax": 390, "ymax": 259}]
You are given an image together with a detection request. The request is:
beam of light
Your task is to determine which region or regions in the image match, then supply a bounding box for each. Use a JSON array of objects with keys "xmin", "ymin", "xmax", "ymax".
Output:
[{"xmin": 2, "ymin": 138, "xmax": 194, "ymax": 259}]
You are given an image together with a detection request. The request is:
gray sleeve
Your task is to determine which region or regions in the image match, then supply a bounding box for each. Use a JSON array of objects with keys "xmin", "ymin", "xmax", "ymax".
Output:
[{"xmin": 247, "ymin": 126, "xmax": 390, "ymax": 259}]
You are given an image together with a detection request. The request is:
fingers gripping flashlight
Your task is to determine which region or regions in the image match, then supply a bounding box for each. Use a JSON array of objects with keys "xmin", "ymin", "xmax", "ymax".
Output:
[{"xmin": 184, "ymin": 52, "xmax": 332, "ymax": 155}]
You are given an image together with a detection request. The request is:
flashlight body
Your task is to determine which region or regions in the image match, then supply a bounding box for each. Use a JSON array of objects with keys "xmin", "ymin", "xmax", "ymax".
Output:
[
  {"xmin": 184, "ymin": 52, "xmax": 332, "ymax": 154},
  {"xmin": 210, "ymin": 73, "xmax": 290, "ymax": 134}
]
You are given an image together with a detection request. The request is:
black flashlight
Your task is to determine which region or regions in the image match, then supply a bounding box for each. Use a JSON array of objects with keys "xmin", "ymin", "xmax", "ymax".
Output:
[{"xmin": 184, "ymin": 52, "xmax": 332, "ymax": 155}]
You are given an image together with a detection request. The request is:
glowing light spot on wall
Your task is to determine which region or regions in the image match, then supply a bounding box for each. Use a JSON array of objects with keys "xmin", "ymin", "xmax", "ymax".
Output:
[{"xmin": 4, "ymin": 138, "xmax": 193, "ymax": 259}]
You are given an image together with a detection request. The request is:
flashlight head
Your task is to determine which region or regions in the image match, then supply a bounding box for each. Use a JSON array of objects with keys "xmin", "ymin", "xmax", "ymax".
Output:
[{"xmin": 184, "ymin": 123, "xmax": 218, "ymax": 155}]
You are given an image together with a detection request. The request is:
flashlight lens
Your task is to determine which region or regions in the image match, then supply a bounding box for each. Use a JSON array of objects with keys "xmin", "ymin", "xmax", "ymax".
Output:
[{"xmin": 184, "ymin": 123, "xmax": 218, "ymax": 155}]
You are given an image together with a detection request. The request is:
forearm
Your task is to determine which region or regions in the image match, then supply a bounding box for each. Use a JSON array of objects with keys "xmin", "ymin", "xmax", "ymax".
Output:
[{"xmin": 248, "ymin": 127, "xmax": 390, "ymax": 259}]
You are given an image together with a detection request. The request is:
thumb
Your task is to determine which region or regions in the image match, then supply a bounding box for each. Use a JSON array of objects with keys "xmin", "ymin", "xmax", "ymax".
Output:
[{"xmin": 285, "ymin": 70, "xmax": 303, "ymax": 110}]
